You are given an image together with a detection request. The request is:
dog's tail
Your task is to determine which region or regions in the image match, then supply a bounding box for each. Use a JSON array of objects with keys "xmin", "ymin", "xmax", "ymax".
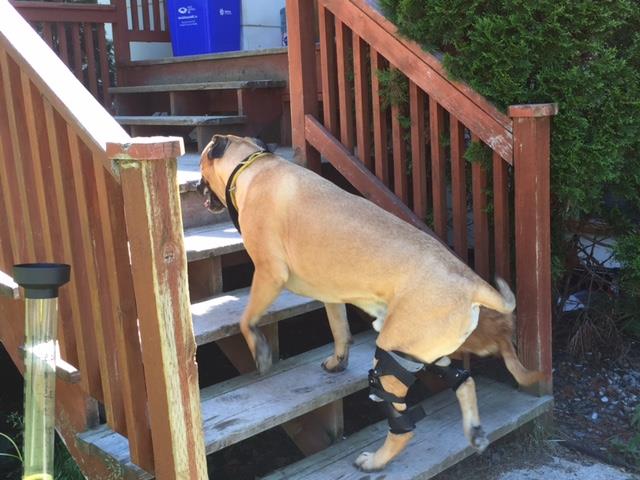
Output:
[
  {"xmin": 473, "ymin": 277, "xmax": 516, "ymax": 314},
  {"xmin": 498, "ymin": 337, "xmax": 545, "ymax": 386}
]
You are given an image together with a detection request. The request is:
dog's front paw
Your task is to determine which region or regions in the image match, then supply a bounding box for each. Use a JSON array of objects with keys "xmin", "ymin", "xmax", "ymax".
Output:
[
  {"xmin": 321, "ymin": 354, "xmax": 348, "ymax": 373},
  {"xmin": 354, "ymin": 452, "xmax": 384, "ymax": 472},
  {"xmin": 254, "ymin": 332, "xmax": 272, "ymax": 375},
  {"xmin": 470, "ymin": 425, "xmax": 489, "ymax": 452}
]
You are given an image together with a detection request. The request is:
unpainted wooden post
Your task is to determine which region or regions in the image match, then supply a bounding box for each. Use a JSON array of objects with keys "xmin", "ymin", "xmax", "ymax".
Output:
[
  {"xmin": 109, "ymin": 138, "xmax": 207, "ymax": 480},
  {"xmin": 286, "ymin": 0, "xmax": 321, "ymax": 171},
  {"xmin": 508, "ymin": 103, "xmax": 558, "ymax": 396}
]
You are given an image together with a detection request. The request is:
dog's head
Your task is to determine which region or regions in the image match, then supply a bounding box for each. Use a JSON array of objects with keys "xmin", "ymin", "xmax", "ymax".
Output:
[{"xmin": 198, "ymin": 134, "xmax": 269, "ymax": 214}]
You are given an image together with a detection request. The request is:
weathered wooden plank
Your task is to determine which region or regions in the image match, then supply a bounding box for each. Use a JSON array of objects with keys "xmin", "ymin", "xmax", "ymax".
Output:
[
  {"xmin": 471, "ymin": 135, "xmax": 490, "ymax": 280},
  {"xmin": 286, "ymin": 0, "xmax": 321, "ymax": 171},
  {"xmin": 430, "ymin": 97, "xmax": 447, "ymax": 239},
  {"xmin": 370, "ymin": 51, "xmax": 388, "ymax": 185},
  {"xmin": 335, "ymin": 18, "xmax": 355, "ymax": 151},
  {"xmin": 110, "ymin": 79, "xmax": 285, "ymax": 94},
  {"xmin": 450, "ymin": 118, "xmax": 467, "ymax": 262},
  {"xmin": 200, "ymin": 331, "xmax": 376, "ymax": 453},
  {"xmin": 42, "ymin": 22, "xmax": 54, "ymax": 49},
  {"xmin": 111, "ymin": 138, "xmax": 208, "ymax": 479},
  {"xmin": 263, "ymin": 377, "xmax": 552, "ymax": 480},
  {"xmin": 353, "ymin": 32, "xmax": 372, "ymax": 169},
  {"xmin": 58, "ymin": 22, "xmax": 69, "ymax": 65},
  {"xmin": 115, "ymin": 115, "xmax": 246, "ymax": 126},
  {"xmin": 391, "ymin": 101, "xmax": 408, "ymax": 203},
  {"xmin": 93, "ymin": 161, "xmax": 154, "ymax": 470},
  {"xmin": 184, "ymin": 222, "xmax": 245, "ymax": 261},
  {"xmin": 509, "ymin": 103, "xmax": 557, "ymax": 396},
  {"xmin": 305, "ymin": 115, "xmax": 435, "ymax": 237},
  {"xmin": 493, "ymin": 151, "xmax": 511, "ymax": 283},
  {"xmin": 410, "ymin": 81, "xmax": 427, "ymax": 220},
  {"xmin": 322, "ymin": 0, "xmax": 513, "ymax": 163},
  {"xmin": 318, "ymin": 5, "xmax": 338, "ymax": 136},
  {"xmin": 71, "ymin": 23, "xmax": 82, "ymax": 81},
  {"xmin": 192, "ymin": 287, "xmax": 323, "ymax": 345},
  {"xmin": 96, "ymin": 23, "xmax": 111, "ymax": 109},
  {"xmin": 84, "ymin": 23, "xmax": 98, "ymax": 98}
]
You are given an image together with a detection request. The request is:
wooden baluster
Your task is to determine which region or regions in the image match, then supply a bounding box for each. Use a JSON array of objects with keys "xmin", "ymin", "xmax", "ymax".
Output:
[
  {"xmin": 152, "ymin": 0, "xmax": 162, "ymax": 32},
  {"xmin": 131, "ymin": 0, "xmax": 140, "ymax": 32},
  {"xmin": 318, "ymin": 5, "xmax": 338, "ymax": 136},
  {"xmin": 410, "ymin": 81, "xmax": 427, "ymax": 220},
  {"xmin": 110, "ymin": 138, "xmax": 208, "ymax": 479},
  {"xmin": 286, "ymin": 0, "xmax": 321, "ymax": 171},
  {"xmin": 450, "ymin": 118, "xmax": 467, "ymax": 262},
  {"xmin": 42, "ymin": 23, "xmax": 54, "ymax": 51},
  {"xmin": 430, "ymin": 98, "xmax": 446, "ymax": 238},
  {"xmin": 353, "ymin": 33, "xmax": 372, "ymax": 169},
  {"xmin": 83, "ymin": 23, "xmax": 99, "ymax": 99},
  {"xmin": 391, "ymin": 100, "xmax": 407, "ymax": 204},
  {"xmin": 509, "ymin": 103, "xmax": 557, "ymax": 396},
  {"xmin": 71, "ymin": 23, "xmax": 83, "ymax": 82},
  {"xmin": 335, "ymin": 19, "xmax": 354, "ymax": 151},
  {"xmin": 471, "ymin": 134, "xmax": 490, "ymax": 280},
  {"xmin": 58, "ymin": 23, "xmax": 69, "ymax": 66},
  {"xmin": 493, "ymin": 151, "xmax": 511, "ymax": 283},
  {"xmin": 371, "ymin": 51, "xmax": 388, "ymax": 185},
  {"xmin": 97, "ymin": 24, "xmax": 111, "ymax": 110}
]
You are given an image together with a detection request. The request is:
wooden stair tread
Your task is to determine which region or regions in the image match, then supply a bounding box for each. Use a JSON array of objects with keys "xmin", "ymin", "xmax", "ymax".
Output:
[
  {"xmin": 192, "ymin": 286, "xmax": 322, "ymax": 345},
  {"xmin": 0, "ymin": 271, "xmax": 19, "ymax": 299},
  {"xmin": 262, "ymin": 378, "xmax": 553, "ymax": 480},
  {"xmin": 184, "ymin": 222, "xmax": 244, "ymax": 261},
  {"xmin": 200, "ymin": 330, "xmax": 376, "ymax": 453},
  {"xmin": 110, "ymin": 79, "xmax": 286, "ymax": 94},
  {"xmin": 114, "ymin": 115, "xmax": 246, "ymax": 126}
]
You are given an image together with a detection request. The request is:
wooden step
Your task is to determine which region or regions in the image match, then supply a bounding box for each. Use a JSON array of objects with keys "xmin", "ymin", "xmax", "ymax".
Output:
[
  {"xmin": 184, "ymin": 222, "xmax": 243, "ymax": 261},
  {"xmin": 200, "ymin": 330, "xmax": 376, "ymax": 454},
  {"xmin": 262, "ymin": 378, "xmax": 553, "ymax": 480},
  {"xmin": 192, "ymin": 287, "xmax": 322, "ymax": 345},
  {"xmin": 0, "ymin": 270, "xmax": 19, "ymax": 299},
  {"xmin": 77, "ymin": 331, "xmax": 375, "ymax": 478},
  {"xmin": 110, "ymin": 79, "xmax": 286, "ymax": 95},
  {"xmin": 115, "ymin": 115, "xmax": 246, "ymax": 127}
]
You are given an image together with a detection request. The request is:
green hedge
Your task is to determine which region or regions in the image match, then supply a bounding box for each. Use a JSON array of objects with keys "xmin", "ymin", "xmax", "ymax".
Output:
[{"xmin": 379, "ymin": 0, "xmax": 640, "ymax": 296}]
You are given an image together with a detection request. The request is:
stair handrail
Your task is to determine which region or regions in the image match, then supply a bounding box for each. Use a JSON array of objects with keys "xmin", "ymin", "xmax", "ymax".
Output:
[{"xmin": 0, "ymin": 2, "xmax": 206, "ymax": 477}]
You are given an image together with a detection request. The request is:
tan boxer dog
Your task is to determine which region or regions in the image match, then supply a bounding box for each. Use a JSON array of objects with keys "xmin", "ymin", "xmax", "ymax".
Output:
[{"xmin": 198, "ymin": 134, "xmax": 541, "ymax": 471}]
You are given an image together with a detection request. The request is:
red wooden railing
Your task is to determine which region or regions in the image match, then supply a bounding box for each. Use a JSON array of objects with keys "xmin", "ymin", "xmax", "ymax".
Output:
[
  {"xmin": 0, "ymin": 2, "xmax": 205, "ymax": 477},
  {"xmin": 11, "ymin": 0, "xmax": 171, "ymax": 109},
  {"xmin": 287, "ymin": 0, "xmax": 556, "ymax": 394}
]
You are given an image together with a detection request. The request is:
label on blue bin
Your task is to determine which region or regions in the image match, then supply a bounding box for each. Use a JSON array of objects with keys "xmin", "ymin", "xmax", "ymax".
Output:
[{"xmin": 176, "ymin": 5, "xmax": 199, "ymax": 27}]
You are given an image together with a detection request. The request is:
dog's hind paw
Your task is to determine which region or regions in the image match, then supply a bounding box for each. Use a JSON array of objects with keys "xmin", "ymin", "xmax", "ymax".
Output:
[
  {"xmin": 321, "ymin": 354, "xmax": 348, "ymax": 373},
  {"xmin": 254, "ymin": 333, "xmax": 273, "ymax": 375},
  {"xmin": 354, "ymin": 452, "xmax": 383, "ymax": 472},
  {"xmin": 470, "ymin": 426, "xmax": 489, "ymax": 452}
]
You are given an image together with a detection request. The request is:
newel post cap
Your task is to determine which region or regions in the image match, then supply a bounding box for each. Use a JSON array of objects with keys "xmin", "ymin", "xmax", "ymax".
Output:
[
  {"xmin": 107, "ymin": 137, "xmax": 185, "ymax": 161},
  {"xmin": 508, "ymin": 103, "xmax": 559, "ymax": 118}
]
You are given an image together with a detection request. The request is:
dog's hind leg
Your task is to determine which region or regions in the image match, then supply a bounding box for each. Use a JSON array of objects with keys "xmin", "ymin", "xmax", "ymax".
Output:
[
  {"xmin": 456, "ymin": 377, "xmax": 489, "ymax": 452},
  {"xmin": 322, "ymin": 303, "xmax": 352, "ymax": 373},
  {"xmin": 239, "ymin": 267, "xmax": 287, "ymax": 374}
]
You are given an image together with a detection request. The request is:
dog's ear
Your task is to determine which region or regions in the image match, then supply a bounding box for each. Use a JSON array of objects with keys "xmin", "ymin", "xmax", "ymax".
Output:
[
  {"xmin": 252, "ymin": 137, "xmax": 269, "ymax": 152},
  {"xmin": 207, "ymin": 136, "xmax": 230, "ymax": 160}
]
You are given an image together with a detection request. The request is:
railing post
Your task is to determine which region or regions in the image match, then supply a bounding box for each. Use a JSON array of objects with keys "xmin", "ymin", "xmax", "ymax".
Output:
[
  {"xmin": 108, "ymin": 138, "xmax": 207, "ymax": 480},
  {"xmin": 286, "ymin": 0, "xmax": 321, "ymax": 172},
  {"xmin": 508, "ymin": 103, "xmax": 558, "ymax": 396}
]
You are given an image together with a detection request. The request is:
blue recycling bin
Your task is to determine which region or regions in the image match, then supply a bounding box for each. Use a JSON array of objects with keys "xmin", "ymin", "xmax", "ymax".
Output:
[{"xmin": 167, "ymin": 0, "xmax": 241, "ymax": 56}]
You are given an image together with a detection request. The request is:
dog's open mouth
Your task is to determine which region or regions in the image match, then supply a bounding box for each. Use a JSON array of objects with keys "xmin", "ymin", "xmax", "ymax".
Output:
[{"xmin": 196, "ymin": 177, "xmax": 226, "ymax": 214}]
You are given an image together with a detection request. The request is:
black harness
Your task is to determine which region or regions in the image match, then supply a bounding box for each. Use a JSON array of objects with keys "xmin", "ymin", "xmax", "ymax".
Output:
[{"xmin": 369, "ymin": 347, "xmax": 471, "ymax": 434}]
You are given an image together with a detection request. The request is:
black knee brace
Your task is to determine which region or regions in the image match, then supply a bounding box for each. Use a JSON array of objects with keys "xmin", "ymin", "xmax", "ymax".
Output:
[{"xmin": 425, "ymin": 362, "xmax": 470, "ymax": 391}]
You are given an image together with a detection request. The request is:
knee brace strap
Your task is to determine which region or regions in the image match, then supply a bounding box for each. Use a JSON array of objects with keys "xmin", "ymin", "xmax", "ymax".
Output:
[
  {"xmin": 425, "ymin": 363, "xmax": 470, "ymax": 391},
  {"xmin": 383, "ymin": 402, "xmax": 426, "ymax": 434}
]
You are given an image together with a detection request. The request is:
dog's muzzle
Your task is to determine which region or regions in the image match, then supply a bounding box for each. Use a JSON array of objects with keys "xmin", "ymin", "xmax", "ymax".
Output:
[{"xmin": 196, "ymin": 177, "xmax": 226, "ymax": 214}]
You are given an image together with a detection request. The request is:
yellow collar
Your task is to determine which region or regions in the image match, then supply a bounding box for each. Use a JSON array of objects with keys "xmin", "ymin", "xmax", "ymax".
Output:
[{"xmin": 226, "ymin": 150, "xmax": 270, "ymax": 211}]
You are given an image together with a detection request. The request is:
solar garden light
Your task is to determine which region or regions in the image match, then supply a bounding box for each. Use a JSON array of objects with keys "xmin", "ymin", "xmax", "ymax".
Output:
[{"xmin": 12, "ymin": 264, "xmax": 70, "ymax": 480}]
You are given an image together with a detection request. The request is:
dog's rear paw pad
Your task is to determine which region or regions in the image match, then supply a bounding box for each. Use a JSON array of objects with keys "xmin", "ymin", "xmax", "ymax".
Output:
[
  {"xmin": 321, "ymin": 354, "xmax": 348, "ymax": 373},
  {"xmin": 354, "ymin": 452, "xmax": 382, "ymax": 472},
  {"xmin": 471, "ymin": 426, "xmax": 489, "ymax": 452},
  {"xmin": 254, "ymin": 334, "xmax": 272, "ymax": 375}
]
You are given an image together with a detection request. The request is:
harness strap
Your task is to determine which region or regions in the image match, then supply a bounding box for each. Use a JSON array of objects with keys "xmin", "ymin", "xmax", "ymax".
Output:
[
  {"xmin": 384, "ymin": 402, "xmax": 426, "ymax": 435},
  {"xmin": 224, "ymin": 150, "xmax": 270, "ymax": 233},
  {"xmin": 425, "ymin": 363, "xmax": 471, "ymax": 391}
]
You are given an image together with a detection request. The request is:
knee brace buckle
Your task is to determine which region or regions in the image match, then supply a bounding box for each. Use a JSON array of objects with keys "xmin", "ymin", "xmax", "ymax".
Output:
[
  {"xmin": 383, "ymin": 402, "xmax": 426, "ymax": 434},
  {"xmin": 426, "ymin": 363, "xmax": 470, "ymax": 391}
]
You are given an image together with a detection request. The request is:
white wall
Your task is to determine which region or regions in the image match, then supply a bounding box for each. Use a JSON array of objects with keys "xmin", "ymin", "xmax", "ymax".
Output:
[{"xmin": 241, "ymin": 0, "xmax": 286, "ymax": 50}]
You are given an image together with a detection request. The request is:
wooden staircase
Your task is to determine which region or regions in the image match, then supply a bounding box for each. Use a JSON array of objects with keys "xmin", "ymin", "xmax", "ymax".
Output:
[{"xmin": 0, "ymin": 0, "xmax": 556, "ymax": 478}]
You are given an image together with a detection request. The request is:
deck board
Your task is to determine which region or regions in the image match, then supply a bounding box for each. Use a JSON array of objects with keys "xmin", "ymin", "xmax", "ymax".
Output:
[
  {"xmin": 192, "ymin": 287, "xmax": 323, "ymax": 345},
  {"xmin": 115, "ymin": 115, "xmax": 246, "ymax": 126},
  {"xmin": 110, "ymin": 79, "xmax": 285, "ymax": 94},
  {"xmin": 184, "ymin": 221, "xmax": 244, "ymax": 261},
  {"xmin": 263, "ymin": 378, "xmax": 552, "ymax": 480}
]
